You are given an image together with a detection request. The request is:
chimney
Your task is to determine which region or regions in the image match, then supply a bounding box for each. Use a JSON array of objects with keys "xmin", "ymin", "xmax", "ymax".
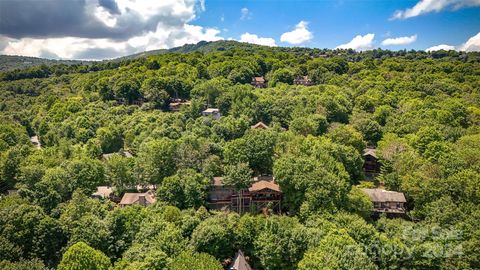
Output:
[{"xmin": 138, "ymin": 195, "xmax": 146, "ymax": 206}]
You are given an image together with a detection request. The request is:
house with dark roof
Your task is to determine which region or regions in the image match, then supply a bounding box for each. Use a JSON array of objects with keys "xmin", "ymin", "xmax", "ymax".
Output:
[
  {"xmin": 251, "ymin": 76, "xmax": 266, "ymax": 88},
  {"xmin": 207, "ymin": 175, "xmax": 282, "ymax": 213},
  {"xmin": 361, "ymin": 188, "xmax": 406, "ymax": 214},
  {"xmin": 363, "ymin": 148, "xmax": 381, "ymax": 177},
  {"xmin": 119, "ymin": 190, "xmax": 156, "ymax": 207}
]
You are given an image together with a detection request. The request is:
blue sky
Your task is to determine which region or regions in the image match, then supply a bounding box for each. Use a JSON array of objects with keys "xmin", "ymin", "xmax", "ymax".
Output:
[
  {"xmin": 0, "ymin": 0, "xmax": 479, "ymax": 59},
  {"xmin": 194, "ymin": 0, "xmax": 480, "ymax": 50}
]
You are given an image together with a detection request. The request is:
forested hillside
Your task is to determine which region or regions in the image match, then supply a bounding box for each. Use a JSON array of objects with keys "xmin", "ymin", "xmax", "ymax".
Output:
[{"xmin": 1, "ymin": 41, "xmax": 480, "ymax": 270}]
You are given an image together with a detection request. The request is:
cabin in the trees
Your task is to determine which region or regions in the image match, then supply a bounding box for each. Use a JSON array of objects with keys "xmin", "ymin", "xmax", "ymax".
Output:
[
  {"xmin": 229, "ymin": 250, "xmax": 252, "ymax": 270},
  {"xmin": 207, "ymin": 176, "xmax": 282, "ymax": 213},
  {"xmin": 30, "ymin": 135, "xmax": 41, "ymax": 149},
  {"xmin": 102, "ymin": 150, "xmax": 133, "ymax": 161},
  {"xmin": 202, "ymin": 108, "xmax": 221, "ymax": 119},
  {"xmin": 361, "ymin": 188, "xmax": 406, "ymax": 214},
  {"xmin": 293, "ymin": 75, "xmax": 313, "ymax": 86},
  {"xmin": 251, "ymin": 76, "xmax": 266, "ymax": 88},
  {"xmin": 251, "ymin": 121, "xmax": 269, "ymax": 129},
  {"xmin": 363, "ymin": 148, "xmax": 381, "ymax": 177},
  {"xmin": 168, "ymin": 99, "xmax": 191, "ymax": 112},
  {"xmin": 91, "ymin": 186, "xmax": 113, "ymax": 199},
  {"xmin": 119, "ymin": 190, "xmax": 156, "ymax": 207}
]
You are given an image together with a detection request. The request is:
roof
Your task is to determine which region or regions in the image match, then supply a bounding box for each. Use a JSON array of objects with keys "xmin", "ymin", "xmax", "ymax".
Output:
[
  {"xmin": 203, "ymin": 108, "xmax": 220, "ymax": 113},
  {"xmin": 361, "ymin": 188, "xmax": 406, "ymax": 203},
  {"xmin": 251, "ymin": 121, "xmax": 269, "ymax": 129},
  {"xmin": 249, "ymin": 180, "xmax": 281, "ymax": 193},
  {"xmin": 363, "ymin": 148, "xmax": 377, "ymax": 158},
  {"xmin": 119, "ymin": 190, "xmax": 156, "ymax": 205},
  {"xmin": 295, "ymin": 75, "xmax": 310, "ymax": 81},
  {"xmin": 252, "ymin": 76, "xmax": 265, "ymax": 83},
  {"xmin": 102, "ymin": 151, "xmax": 133, "ymax": 160},
  {"xmin": 211, "ymin": 177, "xmax": 224, "ymax": 186},
  {"xmin": 92, "ymin": 186, "xmax": 113, "ymax": 198},
  {"xmin": 230, "ymin": 250, "xmax": 252, "ymax": 270}
]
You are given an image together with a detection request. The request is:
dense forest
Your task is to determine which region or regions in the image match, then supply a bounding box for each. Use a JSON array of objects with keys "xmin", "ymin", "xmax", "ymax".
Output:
[{"xmin": 1, "ymin": 41, "xmax": 480, "ymax": 270}]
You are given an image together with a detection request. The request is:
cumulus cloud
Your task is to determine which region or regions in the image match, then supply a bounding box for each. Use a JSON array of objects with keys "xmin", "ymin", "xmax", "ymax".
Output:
[
  {"xmin": 425, "ymin": 32, "xmax": 480, "ymax": 52},
  {"xmin": 1, "ymin": 24, "xmax": 222, "ymax": 60},
  {"xmin": 381, "ymin": 35, "xmax": 417, "ymax": 46},
  {"xmin": 392, "ymin": 0, "xmax": 480, "ymax": 20},
  {"xmin": 280, "ymin": 21, "xmax": 313, "ymax": 45},
  {"xmin": 239, "ymin": 33, "xmax": 276, "ymax": 47},
  {"xmin": 240, "ymin": 7, "xmax": 252, "ymax": 20},
  {"xmin": 0, "ymin": 0, "xmax": 223, "ymax": 59},
  {"xmin": 336, "ymin": 33, "xmax": 375, "ymax": 51},
  {"xmin": 459, "ymin": 32, "xmax": 480, "ymax": 51},
  {"xmin": 425, "ymin": 44, "xmax": 456, "ymax": 51}
]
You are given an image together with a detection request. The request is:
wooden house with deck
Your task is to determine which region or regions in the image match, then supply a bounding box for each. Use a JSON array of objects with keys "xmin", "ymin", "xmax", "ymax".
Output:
[
  {"xmin": 293, "ymin": 75, "xmax": 314, "ymax": 86},
  {"xmin": 207, "ymin": 176, "xmax": 282, "ymax": 213},
  {"xmin": 361, "ymin": 188, "xmax": 406, "ymax": 215},
  {"xmin": 251, "ymin": 76, "xmax": 267, "ymax": 88},
  {"xmin": 363, "ymin": 148, "xmax": 381, "ymax": 177}
]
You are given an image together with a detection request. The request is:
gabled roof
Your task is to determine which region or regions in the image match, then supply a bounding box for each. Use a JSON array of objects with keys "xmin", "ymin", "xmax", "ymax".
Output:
[
  {"xmin": 251, "ymin": 121, "xmax": 269, "ymax": 129},
  {"xmin": 230, "ymin": 250, "xmax": 252, "ymax": 270},
  {"xmin": 252, "ymin": 76, "xmax": 265, "ymax": 83},
  {"xmin": 249, "ymin": 180, "xmax": 281, "ymax": 193},
  {"xmin": 361, "ymin": 188, "xmax": 406, "ymax": 203},
  {"xmin": 363, "ymin": 148, "xmax": 377, "ymax": 158},
  {"xmin": 119, "ymin": 190, "xmax": 156, "ymax": 205}
]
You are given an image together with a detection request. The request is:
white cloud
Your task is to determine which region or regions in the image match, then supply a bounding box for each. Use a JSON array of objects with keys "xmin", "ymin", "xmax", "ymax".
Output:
[
  {"xmin": 280, "ymin": 21, "xmax": 313, "ymax": 45},
  {"xmin": 459, "ymin": 32, "xmax": 480, "ymax": 51},
  {"xmin": 425, "ymin": 44, "xmax": 456, "ymax": 51},
  {"xmin": 425, "ymin": 32, "xmax": 480, "ymax": 52},
  {"xmin": 392, "ymin": 0, "xmax": 480, "ymax": 20},
  {"xmin": 381, "ymin": 35, "xmax": 417, "ymax": 46},
  {"xmin": 240, "ymin": 7, "xmax": 252, "ymax": 20},
  {"xmin": 239, "ymin": 33, "xmax": 277, "ymax": 47},
  {"xmin": 336, "ymin": 33, "xmax": 375, "ymax": 51},
  {"xmin": 0, "ymin": 0, "xmax": 223, "ymax": 59}
]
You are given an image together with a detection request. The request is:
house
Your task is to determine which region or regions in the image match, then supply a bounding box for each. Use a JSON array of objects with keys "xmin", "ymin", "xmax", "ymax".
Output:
[
  {"xmin": 230, "ymin": 250, "xmax": 252, "ymax": 270},
  {"xmin": 91, "ymin": 186, "xmax": 113, "ymax": 199},
  {"xmin": 30, "ymin": 135, "xmax": 41, "ymax": 149},
  {"xmin": 202, "ymin": 108, "xmax": 221, "ymax": 119},
  {"xmin": 251, "ymin": 76, "xmax": 266, "ymax": 88},
  {"xmin": 363, "ymin": 148, "xmax": 381, "ymax": 177},
  {"xmin": 207, "ymin": 176, "xmax": 282, "ymax": 213},
  {"xmin": 293, "ymin": 75, "xmax": 313, "ymax": 86},
  {"xmin": 361, "ymin": 188, "xmax": 406, "ymax": 214},
  {"xmin": 251, "ymin": 121, "xmax": 269, "ymax": 129},
  {"xmin": 119, "ymin": 190, "xmax": 156, "ymax": 207},
  {"xmin": 168, "ymin": 99, "xmax": 191, "ymax": 112},
  {"xmin": 102, "ymin": 151, "xmax": 133, "ymax": 161}
]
